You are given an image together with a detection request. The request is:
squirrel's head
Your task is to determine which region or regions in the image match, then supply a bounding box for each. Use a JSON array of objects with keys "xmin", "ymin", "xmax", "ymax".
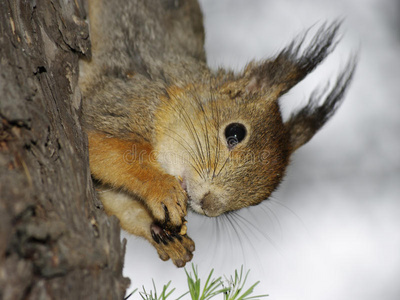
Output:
[{"xmin": 155, "ymin": 22, "xmax": 356, "ymax": 217}]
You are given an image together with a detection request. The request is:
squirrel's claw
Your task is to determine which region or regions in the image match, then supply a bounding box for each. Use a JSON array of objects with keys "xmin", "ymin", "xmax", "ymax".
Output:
[{"xmin": 150, "ymin": 222, "xmax": 195, "ymax": 268}]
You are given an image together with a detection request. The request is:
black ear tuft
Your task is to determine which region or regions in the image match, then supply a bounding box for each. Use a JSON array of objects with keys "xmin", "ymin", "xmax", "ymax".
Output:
[
  {"xmin": 285, "ymin": 56, "xmax": 358, "ymax": 152},
  {"xmin": 246, "ymin": 21, "xmax": 343, "ymax": 95}
]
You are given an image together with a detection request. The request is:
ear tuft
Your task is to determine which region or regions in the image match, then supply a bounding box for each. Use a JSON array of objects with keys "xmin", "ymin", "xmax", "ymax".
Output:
[
  {"xmin": 245, "ymin": 21, "xmax": 343, "ymax": 96},
  {"xmin": 285, "ymin": 56, "xmax": 358, "ymax": 152}
]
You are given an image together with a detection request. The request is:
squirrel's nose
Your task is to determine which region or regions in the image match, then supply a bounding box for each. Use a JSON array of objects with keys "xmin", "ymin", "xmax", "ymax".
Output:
[{"xmin": 200, "ymin": 192, "xmax": 222, "ymax": 217}]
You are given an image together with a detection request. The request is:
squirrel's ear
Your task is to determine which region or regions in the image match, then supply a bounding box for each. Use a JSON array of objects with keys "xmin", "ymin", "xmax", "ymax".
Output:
[
  {"xmin": 242, "ymin": 21, "xmax": 357, "ymax": 152},
  {"xmin": 244, "ymin": 22, "xmax": 342, "ymax": 97},
  {"xmin": 284, "ymin": 57, "xmax": 357, "ymax": 152}
]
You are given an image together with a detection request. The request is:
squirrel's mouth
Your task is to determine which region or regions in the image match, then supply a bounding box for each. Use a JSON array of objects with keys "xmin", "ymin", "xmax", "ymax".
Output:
[
  {"xmin": 179, "ymin": 176, "xmax": 206, "ymax": 215},
  {"xmin": 178, "ymin": 174, "xmax": 224, "ymax": 217},
  {"xmin": 179, "ymin": 176, "xmax": 187, "ymax": 191},
  {"xmin": 179, "ymin": 176, "xmax": 193, "ymax": 208}
]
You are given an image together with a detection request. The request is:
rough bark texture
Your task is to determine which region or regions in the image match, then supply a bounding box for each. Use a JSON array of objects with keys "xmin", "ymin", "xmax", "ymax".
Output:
[{"xmin": 0, "ymin": 1, "xmax": 130, "ymax": 299}]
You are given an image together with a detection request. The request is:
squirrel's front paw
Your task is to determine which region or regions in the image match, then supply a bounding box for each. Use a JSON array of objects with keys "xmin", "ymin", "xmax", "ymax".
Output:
[
  {"xmin": 150, "ymin": 222, "xmax": 194, "ymax": 268},
  {"xmin": 146, "ymin": 175, "xmax": 187, "ymax": 229}
]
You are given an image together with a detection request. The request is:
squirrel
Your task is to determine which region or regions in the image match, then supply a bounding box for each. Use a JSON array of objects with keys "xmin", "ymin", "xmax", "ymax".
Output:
[{"xmin": 79, "ymin": 0, "xmax": 356, "ymax": 267}]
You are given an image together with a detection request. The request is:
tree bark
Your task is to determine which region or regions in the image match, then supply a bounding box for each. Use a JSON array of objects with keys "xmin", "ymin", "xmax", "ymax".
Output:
[{"xmin": 0, "ymin": 1, "xmax": 129, "ymax": 299}]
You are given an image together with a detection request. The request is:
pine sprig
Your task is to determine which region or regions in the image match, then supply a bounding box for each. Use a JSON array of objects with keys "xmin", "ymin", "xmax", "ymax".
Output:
[
  {"xmin": 223, "ymin": 266, "xmax": 268, "ymax": 300},
  {"xmin": 127, "ymin": 265, "xmax": 268, "ymax": 300},
  {"xmin": 185, "ymin": 264, "xmax": 230, "ymax": 300}
]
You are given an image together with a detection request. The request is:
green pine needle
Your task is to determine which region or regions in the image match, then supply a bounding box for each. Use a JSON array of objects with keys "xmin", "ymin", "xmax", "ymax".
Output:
[
  {"xmin": 222, "ymin": 266, "xmax": 268, "ymax": 300},
  {"xmin": 139, "ymin": 280, "xmax": 179, "ymax": 300},
  {"xmin": 185, "ymin": 264, "xmax": 230, "ymax": 300}
]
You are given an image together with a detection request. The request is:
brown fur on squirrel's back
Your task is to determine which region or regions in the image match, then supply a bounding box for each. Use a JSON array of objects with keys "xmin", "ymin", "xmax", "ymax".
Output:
[{"xmin": 80, "ymin": 0, "xmax": 209, "ymax": 140}]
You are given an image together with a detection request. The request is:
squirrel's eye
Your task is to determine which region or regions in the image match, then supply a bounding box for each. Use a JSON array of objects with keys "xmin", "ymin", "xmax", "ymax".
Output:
[{"xmin": 224, "ymin": 123, "xmax": 247, "ymax": 149}]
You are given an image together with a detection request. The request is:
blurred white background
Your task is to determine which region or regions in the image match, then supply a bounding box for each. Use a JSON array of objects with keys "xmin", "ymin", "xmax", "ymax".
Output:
[{"xmin": 123, "ymin": 0, "xmax": 400, "ymax": 299}]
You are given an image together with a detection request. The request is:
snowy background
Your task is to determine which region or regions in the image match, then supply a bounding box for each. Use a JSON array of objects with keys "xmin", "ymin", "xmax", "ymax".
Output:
[{"xmin": 123, "ymin": 0, "xmax": 400, "ymax": 299}]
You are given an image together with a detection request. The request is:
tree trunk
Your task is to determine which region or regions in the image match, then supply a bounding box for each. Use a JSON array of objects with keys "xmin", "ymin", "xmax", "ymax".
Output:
[{"xmin": 0, "ymin": 1, "xmax": 129, "ymax": 299}]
